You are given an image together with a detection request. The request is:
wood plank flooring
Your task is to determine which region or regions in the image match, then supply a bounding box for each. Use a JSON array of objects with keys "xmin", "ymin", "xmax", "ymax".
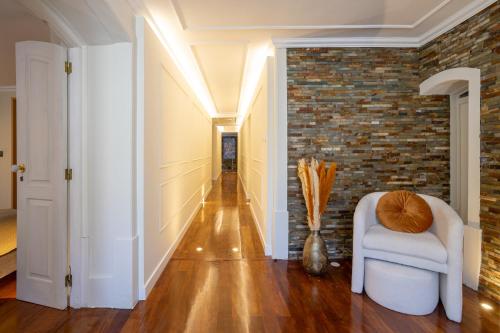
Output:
[{"xmin": 0, "ymin": 172, "xmax": 498, "ymax": 332}]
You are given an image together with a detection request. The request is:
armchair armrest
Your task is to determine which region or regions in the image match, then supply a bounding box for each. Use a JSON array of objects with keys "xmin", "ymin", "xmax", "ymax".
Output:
[
  {"xmin": 420, "ymin": 194, "xmax": 464, "ymax": 322},
  {"xmin": 351, "ymin": 192, "xmax": 385, "ymax": 292},
  {"xmin": 422, "ymin": 194, "xmax": 464, "ymax": 261}
]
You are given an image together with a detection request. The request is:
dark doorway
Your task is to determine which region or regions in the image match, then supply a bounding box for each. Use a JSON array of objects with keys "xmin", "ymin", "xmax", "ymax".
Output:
[{"xmin": 222, "ymin": 133, "xmax": 237, "ymax": 172}]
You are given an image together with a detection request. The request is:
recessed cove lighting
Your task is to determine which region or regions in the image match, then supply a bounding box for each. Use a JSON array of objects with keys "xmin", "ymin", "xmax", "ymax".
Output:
[
  {"xmin": 480, "ymin": 302, "xmax": 493, "ymax": 311},
  {"xmin": 147, "ymin": 15, "xmax": 217, "ymax": 118},
  {"xmin": 237, "ymin": 43, "xmax": 272, "ymax": 126},
  {"xmin": 196, "ymin": 247, "xmax": 203, "ymax": 252}
]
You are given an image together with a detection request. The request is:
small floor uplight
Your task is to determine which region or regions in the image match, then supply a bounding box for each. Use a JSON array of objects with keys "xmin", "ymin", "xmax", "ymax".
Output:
[
  {"xmin": 232, "ymin": 247, "xmax": 239, "ymax": 253},
  {"xmin": 480, "ymin": 302, "xmax": 493, "ymax": 311},
  {"xmin": 196, "ymin": 247, "xmax": 203, "ymax": 252}
]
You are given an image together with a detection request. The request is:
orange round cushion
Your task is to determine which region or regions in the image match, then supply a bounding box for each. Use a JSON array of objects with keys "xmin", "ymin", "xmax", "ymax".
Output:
[{"xmin": 376, "ymin": 191, "xmax": 433, "ymax": 233}]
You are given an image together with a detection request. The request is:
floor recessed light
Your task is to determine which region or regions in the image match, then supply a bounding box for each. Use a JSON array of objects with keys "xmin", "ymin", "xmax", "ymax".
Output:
[
  {"xmin": 480, "ymin": 303, "xmax": 493, "ymax": 311},
  {"xmin": 196, "ymin": 247, "xmax": 203, "ymax": 252}
]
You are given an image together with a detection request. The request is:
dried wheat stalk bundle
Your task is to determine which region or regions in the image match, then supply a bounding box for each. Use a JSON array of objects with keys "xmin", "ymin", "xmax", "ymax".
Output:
[{"xmin": 297, "ymin": 158, "xmax": 337, "ymax": 231}]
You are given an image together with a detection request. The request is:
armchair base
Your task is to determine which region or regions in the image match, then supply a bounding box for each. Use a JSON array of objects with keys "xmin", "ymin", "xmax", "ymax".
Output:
[{"xmin": 365, "ymin": 259, "xmax": 439, "ymax": 316}]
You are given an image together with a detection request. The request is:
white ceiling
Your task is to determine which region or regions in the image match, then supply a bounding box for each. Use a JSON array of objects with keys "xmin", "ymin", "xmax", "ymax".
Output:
[
  {"xmin": 174, "ymin": 0, "xmax": 446, "ymax": 30},
  {"xmin": 192, "ymin": 43, "xmax": 246, "ymax": 115},
  {"xmin": 139, "ymin": 0, "xmax": 491, "ymax": 119}
]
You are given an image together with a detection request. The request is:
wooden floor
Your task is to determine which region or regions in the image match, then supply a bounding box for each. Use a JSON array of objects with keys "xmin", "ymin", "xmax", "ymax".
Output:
[{"xmin": 0, "ymin": 172, "xmax": 498, "ymax": 332}]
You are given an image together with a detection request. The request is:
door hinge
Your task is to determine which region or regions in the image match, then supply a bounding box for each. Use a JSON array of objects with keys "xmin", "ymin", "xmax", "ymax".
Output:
[
  {"xmin": 65, "ymin": 168, "xmax": 73, "ymax": 181},
  {"xmin": 65, "ymin": 273, "xmax": 72, "ymax": 288},
  {"xmin": 65, "ymin": 61, "xmax": 72, "ymax": 74}
]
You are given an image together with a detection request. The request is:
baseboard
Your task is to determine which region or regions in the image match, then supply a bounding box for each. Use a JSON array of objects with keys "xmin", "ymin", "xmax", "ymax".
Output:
[
  {"xmin": 140, "ymin": 183, "xmax": 212, "ymax": 299},
  {"xmin": 237, "ymin": 173, "xmax": 269, "ymax": 255},
  {"xmin": 0, "ymin": 209, "xmax": 16, "ymax": 219},
  {"xmin": 238, "ymin": 173, "xmax": 250, "ymax": 200},
  {"xmin": 212, "ymin": 171, "xmax": 221, "ymax": 181},
  {"xmin": 248, "ymin": 200, "xmax": 271, "ymax": 255}
]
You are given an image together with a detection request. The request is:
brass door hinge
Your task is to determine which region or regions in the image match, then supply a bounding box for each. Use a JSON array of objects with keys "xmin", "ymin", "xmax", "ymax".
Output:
[
  {"xmin": 65, "ymin": 273, "xmax": 72, "ymax": 288},
  {"xmin": 65, "ymin": 168, "xmax": 72, "ymax": 181},
  {"xmin": 65, "ymin": 61, "xmax": 72, "ymax": 74}
]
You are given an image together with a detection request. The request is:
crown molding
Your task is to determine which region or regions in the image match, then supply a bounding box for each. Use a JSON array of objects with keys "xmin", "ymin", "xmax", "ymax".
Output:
[
  {"xmin": 272, "ymin": 0, "xmax": 495, "ymax": 48},
  {"xmin": 0, "ymin": 86, "xmax": 16, "ymax": 93},
  {"xmin": 418, "ymin": 0, "xmax": 496, "ymax": 46},
  {"xmin": 272, "ymin": 37, "xmax": 421, "ymax": 48}
]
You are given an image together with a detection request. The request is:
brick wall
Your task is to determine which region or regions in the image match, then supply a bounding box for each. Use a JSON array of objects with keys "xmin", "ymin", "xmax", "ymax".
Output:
[
  {"xmin": 419, "ymin": 2, "xmax": 499, "ymax": 302},
  {"xmin": 286, "ymin": 2, "xmax": 499, "ymax": 302},
  {"xmin": 287, "ymin": 48, "xmax": 449, "ymax": 259}
]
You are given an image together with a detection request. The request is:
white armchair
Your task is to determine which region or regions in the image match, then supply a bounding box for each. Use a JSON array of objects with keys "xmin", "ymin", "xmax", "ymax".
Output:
[{"xmin": 351, "ymin": 192, "xmax": 464, "ymax": 322}]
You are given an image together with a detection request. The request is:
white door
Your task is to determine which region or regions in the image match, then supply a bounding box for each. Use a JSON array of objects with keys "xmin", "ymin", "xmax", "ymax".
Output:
[{"xmin": 15, "ymin": 41, "xmax": 68, "ymax": 309}]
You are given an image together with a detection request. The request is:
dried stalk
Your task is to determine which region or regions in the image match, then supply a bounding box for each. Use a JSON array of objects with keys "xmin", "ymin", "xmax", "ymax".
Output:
[
  {"xmin": 319, "ymin": 162, "xmax": 337, "ymax": 215},
  {"xmin": 297, "ymin": 158, "xmax": 337, "ymax": 231}
]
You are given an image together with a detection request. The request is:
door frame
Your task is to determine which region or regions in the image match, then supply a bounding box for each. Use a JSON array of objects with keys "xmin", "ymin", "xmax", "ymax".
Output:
[
  {"xmin": 67, "ymin": 47, "xmax": 84, "ymax": 308},
  {"xmin": 450, "ymin": 89, "xmax": 469, "ymax": 218},
  {"xmin": 11, "ymin": 97, "xmax": 17, "ymax": 209},
  {"xmin": 419, "ymin": 67, "xmax": 482, "ymax": 290},
  {"xmin": 221, "ymin": 133, "xmax": 238, "ymax": 172}
]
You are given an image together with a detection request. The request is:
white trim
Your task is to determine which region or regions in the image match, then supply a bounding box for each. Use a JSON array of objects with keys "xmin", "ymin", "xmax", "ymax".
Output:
[
  {"xmin": 420, "ymin": 67, "xmax": 481, "ymax": 226},
  {"xmin": 0, "ymin": 86, "xmax": 16, "ymax": 92},
  {"xmin": 265, "ymin": 56, "xmax": 275, "ymax": 256},
  {"xmin": 68, "ymin": 46, "xmax": 84, "ymax": 308},
  {"xmin": 238, "ymin": 173, "xmax": 270, "ymax": 255},
  {"xmin": 420, "ymin": 67, "xmax": 481, "ymax": 290},
  {"xmin": 272, "ymin": 0, "xmax": 495, "ymax": 48},
  {"xmin": 139, "ymin": 184, "xmax": 211, "ymax": 299},
  {"xmin": 135, "ymin": 16, "xmax": 146, "ymax": 305},
  {"xmin": 273, "ymin": 37, "xmax": 421, "ymax": 48},
  {"xmin": 271, "ymin": 48, "xmax": 289, "ymax": 260},
  {"xmin": 419, "ymin": 0, "xmax": 496, "ymax": 46}
]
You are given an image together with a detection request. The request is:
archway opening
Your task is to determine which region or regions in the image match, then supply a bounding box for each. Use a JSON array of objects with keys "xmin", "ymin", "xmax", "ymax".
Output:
[{"xmin": 420, "ymin": 67, "xmax": 481, "ymax": 290}]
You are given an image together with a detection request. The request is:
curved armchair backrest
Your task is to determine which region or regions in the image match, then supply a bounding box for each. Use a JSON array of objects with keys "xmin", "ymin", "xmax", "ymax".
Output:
[{"xmin": 357, "ymin": 191, "xmax": 464, "ymax": 247}]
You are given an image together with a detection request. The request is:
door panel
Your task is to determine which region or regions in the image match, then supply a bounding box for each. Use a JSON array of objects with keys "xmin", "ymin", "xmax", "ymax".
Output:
[{"xmin": 16, "ymin": 41, "xmax": 67, "ymax": 309}]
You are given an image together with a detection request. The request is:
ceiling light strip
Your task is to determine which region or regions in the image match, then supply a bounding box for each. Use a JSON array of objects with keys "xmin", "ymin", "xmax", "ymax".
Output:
[{"xmin": 144, "ymin": 16, "xmax": 217, "ymax": 117}]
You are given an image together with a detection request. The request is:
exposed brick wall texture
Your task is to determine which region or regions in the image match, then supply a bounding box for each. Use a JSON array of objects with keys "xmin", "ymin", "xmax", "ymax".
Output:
[
  {"xmin": 287, "ymin": 2, "xmax": 499, "ymax": 302},
  {"xmin": 287, "ymin": 47, "xmax": 449, "ymax": 258},
  {"xmin": 419, "ymin": 3, "xmax": 499, "ymax": 302}
]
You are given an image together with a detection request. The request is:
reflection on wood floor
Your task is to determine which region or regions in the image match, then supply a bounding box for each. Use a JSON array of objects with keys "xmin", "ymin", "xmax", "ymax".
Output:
[{"xmin": 0, "ymin": 172, "xmax": 498, "ymax": 332}]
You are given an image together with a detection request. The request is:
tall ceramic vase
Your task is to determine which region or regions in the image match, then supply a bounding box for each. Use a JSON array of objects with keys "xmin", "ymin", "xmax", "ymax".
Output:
[{"xmin": 303, "ymin": 230, "xmax": 329, "ymax": 275}]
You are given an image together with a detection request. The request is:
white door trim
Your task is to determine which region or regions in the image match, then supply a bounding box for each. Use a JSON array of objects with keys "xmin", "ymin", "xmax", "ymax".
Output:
[
  {"xmin": 420, "ymin": 67, "xmax": 481, "ymax": 226},
  {"xmin": 68, "ymin": 46, "xmax": 85, "ymax": 308},
  {"xmin": 420, "ymin": 67, "xmax": 482, "ymax": 290}
]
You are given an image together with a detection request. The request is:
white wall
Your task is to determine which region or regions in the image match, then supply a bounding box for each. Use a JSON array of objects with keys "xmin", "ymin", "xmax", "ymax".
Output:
[
  {"xmin": 0, "ymin": 17, "xmax": 51, "ymax": 86},
  {"xmin": 0, "ymin": 91, "xmax": 15, "ymax": 209},
  {"xmin": 238, "ymin": 59, "xmax": 272, "ymax": 255},
  {"xmin": 82, "ymin": 43, "xmax": 137, "ymax": 308},
  {"xmin": 212, "ymin": 127, "xmax": 222, "ymax": 180},
  {"xmin": 137, "ymin": 18, "xmax": 212, "ymax": 299}
]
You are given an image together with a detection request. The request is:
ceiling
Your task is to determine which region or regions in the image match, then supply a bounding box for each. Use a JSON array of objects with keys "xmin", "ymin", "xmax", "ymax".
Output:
[{"xmin": 138, "ymin": 0, "xmax": 491, "ymax": 120}]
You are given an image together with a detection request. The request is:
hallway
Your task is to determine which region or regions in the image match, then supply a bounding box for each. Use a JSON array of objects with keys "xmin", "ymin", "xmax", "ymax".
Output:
[
  {"xmin": 0, "ymin": 173, "xmax": 499, "ymax": 332},
  {"xmin": 172, "ymin": 172, "xmax": 265, "ymax": 261}
]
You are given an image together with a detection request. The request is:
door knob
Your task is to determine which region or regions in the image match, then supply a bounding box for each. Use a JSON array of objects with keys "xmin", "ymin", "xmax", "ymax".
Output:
[{"xmin": 11, "ymin": 163, "xmax": 26, "ymax": 173}]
